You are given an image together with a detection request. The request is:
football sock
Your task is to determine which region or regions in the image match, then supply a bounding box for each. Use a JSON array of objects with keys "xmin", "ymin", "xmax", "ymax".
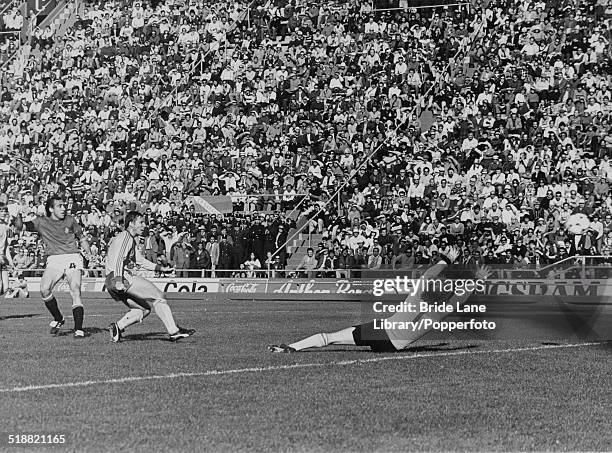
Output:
[
  {"xmin": 43, "ymin": 296, "xmax": 63, "ymax": 322},
  {"xmin": 289, "ymin": 333, "xmax": 329, "ymax": 351},
  {"xmin": 153, "ymin": 301, "xmax": 179, "ymax": 334},
  {"xmin": 117, "ymin": 309, "xmax": 144, "ymax": 331},
  {"xmin": 325, "ymin": 328, "xmax": 357, "ymax": 345},
  {"xmin": 72, "ymin": 306, "xmax": 84, "ymax": 331},
  {"xmin": 1, "ymin": 270, "xmax": 8, "ymax": 294},
  {"xmin": 289, "ymin": 327, "xmax": 358, "ymax": 350}
]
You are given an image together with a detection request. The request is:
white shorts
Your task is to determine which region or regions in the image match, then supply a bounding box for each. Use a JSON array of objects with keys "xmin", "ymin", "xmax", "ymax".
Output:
[{"xmin": 46, "ymin": 254, "xmax": 84, "ymax": 274}]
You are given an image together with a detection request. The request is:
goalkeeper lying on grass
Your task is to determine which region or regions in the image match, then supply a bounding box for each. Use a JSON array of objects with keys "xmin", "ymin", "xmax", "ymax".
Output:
[{"xmin": 269, "ymin": 246, "xmax": 491, "ymax": 353}]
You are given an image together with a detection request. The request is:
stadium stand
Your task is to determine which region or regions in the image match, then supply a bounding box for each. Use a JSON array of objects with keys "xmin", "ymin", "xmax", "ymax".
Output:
[{"xmin": 1, "ymin": 0, "xmax": 611, "ymax": 279}]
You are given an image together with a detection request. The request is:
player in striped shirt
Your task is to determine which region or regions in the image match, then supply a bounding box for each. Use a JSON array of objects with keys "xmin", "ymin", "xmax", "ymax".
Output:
[
  {"xmin": 269, "ymin": 247, "xmax": 491, "ymax": 353},
  {"xmin": 14, "ymin": 195, "xmax": 92, "ymax": 338},
  {"xmin": 105, "ymin": 211, "xmax": 195, "ymax": 342}
]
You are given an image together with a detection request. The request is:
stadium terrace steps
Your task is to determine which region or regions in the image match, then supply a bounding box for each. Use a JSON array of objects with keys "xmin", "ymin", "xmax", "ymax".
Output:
[
  {"xmin": 286, "ymin": 233, "xmax": 324, "ymax": 270},
  {"xmin": 54, "ymin": 1, "xmax": 83, "ymax": 36},
  {"xmin": 286, "ymin": 236, "xmax": 305, "ymax": 254},
  {"xmin": 31, "ymin": 0, "xmax": 83, "ymax": 56},
  {"xmin": 12, "ymin": 0, "xmax": 81, "ymax": 77}
]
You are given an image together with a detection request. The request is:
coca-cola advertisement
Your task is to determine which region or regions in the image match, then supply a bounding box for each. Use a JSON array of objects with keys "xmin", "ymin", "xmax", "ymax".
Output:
[
  {"xmin": 219, "ymin": 279, "xmax": 374, "ymax": 295},
  {"xmin": 222, "ymin": 282, "xmax": 262, "ymax": 293}
]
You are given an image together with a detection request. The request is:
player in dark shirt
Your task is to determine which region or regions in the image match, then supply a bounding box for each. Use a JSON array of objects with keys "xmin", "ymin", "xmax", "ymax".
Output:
[{"xmin": 15, "ymin": 195, "xmax": 92, "ymax": 338}]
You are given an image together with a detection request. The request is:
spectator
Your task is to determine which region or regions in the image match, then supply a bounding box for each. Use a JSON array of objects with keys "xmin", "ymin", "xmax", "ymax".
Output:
[
  {"xmin": 296, "ymin": 247, "xmax": 317, "ymax": 279},
  {"xmin": 194, "ymin": 242, "xmax": 211, "ymax": 278},
  {"xmin": 367, "ymin": 246, "xmax": 383, "ymax": 270},
  {"xmin": 264, "ymin": 251, "xmax": 281, "ymax": 278},
  {"xmin": 206, "ymin": 237, "xmax": 219, "ymax": 277},
  {"xmin": 171, "ymin": 235, "xmax": 193, "ymax": 278},
  {"xmin": 244, "ymin": 252, "xmax": 261, "ymax": 278},
  {"xmin": 144, "ymin": 229, "xmax": 161, "ymax": 262},
  {"xmin": 218, "ymin": 235, "xmax": 233, "ymax": 277}
]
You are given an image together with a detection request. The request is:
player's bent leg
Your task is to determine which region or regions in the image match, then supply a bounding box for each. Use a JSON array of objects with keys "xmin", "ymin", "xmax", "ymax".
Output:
[
  {"xmin": 124, "ymin": 275, "xmax": 166, "ymax": 322},
  {"xmin": 125, "ymin": 275, "xmax": 195, "ymax": 340},
  {"xmin": 40, "ymin": 265, "xmax": 66, "ymax": 334},
  {"xmin": 120, "ymin": 308, "xmax": 146, "ymax": 327},
  {"xmin": 66, "ymin": 267, "xmax": 85, "ymax": 337},
  {"xmin": 106, "ymin": 273, "xmax": 153, "ymax": 342},
  {"xmin": 152, "ymin": 300, "xmax": 195, "ymax": 341},
  {"xmin": 110, "ymin": 306, "xmax": 150, "ymax": 343},
  {"xmin": 152, "ymin": 299, "xmax": 178, "ymax": 334},
  {"xmin": 124, "ymin": 275, "xmax": 163, "ymax": 303}
]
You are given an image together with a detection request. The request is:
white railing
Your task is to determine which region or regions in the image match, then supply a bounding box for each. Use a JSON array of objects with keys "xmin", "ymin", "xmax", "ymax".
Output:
[
  {"xmin": 370, "ymin": 2, "xmax": 471, "ymax": 12},
  {"xmin": 13, "ymin": 257, "xmax": 612, "ymax": 280},
  {"xmin": 503, "ymin": 255, "xmax": 612, "ymax": 279}
]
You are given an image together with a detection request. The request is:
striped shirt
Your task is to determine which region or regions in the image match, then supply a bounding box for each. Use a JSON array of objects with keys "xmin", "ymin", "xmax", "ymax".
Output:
[{"xmin": 105, "ymin": 230, "xmax": 158, "ymax": 277}]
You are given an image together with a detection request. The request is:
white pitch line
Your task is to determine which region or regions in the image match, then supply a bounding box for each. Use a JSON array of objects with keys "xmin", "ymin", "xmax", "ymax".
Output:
[{"xmin": 0, "ymin": 342, "xmax": 603, "ymax": 394}]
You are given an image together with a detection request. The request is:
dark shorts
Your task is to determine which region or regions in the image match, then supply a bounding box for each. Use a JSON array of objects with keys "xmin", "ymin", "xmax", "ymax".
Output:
[
  {"xmin": 105, "ymin": 272, "xmax": 130, "ymax": 304},
  {"xmin": 352, "ymin": 321, "xmax": 398, "ymax": 353},
  {"xmin": 105, "ymin": 272, "xmax": 156, "ymax": 310}
]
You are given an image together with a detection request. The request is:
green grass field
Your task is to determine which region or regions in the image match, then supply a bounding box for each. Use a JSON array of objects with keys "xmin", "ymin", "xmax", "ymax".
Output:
[{"xmin": 0, "ymin": 296, "xmax": 610, "ymax": 452}]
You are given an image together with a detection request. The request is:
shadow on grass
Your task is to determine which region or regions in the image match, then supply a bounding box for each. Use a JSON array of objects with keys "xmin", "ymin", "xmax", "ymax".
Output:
[
  {"xmin": 122, "ymin": 332, "xmax": 172, "ymax": 342},
  {"xmin": 56, "ymin": 327, "xmax": 108, "ymax": 337},
  {"xmin": 600, "ymin": 340, "xmax": 612, "ymax": 350},
  {"xmin": 56, "ymin": 329, "xmax": 187, "ymax": 342},
  {"xmin": 299, "ymin": 343, "xmax": 481, "ymax": 353},
  {"xmin": 0, "ymin": 313, "xmax": 40, "ymax": 321},
  {"xmin": 542, "ymin": 341, "xmax": 612, "ymax": 350},
  {"xmin": 404, "ymin": 343, "xmax": 479, "ymax": 353}
]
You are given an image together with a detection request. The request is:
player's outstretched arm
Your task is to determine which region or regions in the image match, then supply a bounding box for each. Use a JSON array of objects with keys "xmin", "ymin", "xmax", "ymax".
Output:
[
  {"xmin": 79, "ymin": 234, "xmax": 93, "ymax": 260},
  {"xmin": 13, "ymin": 213, "xmax": 38, "ymax": 233},
  {"xmin": 445, "ymin": 264, "xmax": 492, "ymax": 308},
  {"xmin": 135, "ymin": 247, "xmax": 173, "ymax": 273},
  {"xmin": 410, "ymin": 245, "xmax": 461, "ymax": 299}
]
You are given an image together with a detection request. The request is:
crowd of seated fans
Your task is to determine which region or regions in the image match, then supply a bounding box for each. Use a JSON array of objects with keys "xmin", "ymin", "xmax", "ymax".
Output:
[
  {"xmin": 1, "ymin": 0, "xmax": 611, "ymax": 279},
  {"xmin": 0, "ymin": 2, "xmax": 23, "ymax": 66}
]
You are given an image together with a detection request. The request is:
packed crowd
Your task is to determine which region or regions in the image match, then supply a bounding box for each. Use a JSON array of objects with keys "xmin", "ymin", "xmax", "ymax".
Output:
[
  {"xmin": 2, "ymin": 6, "xmax": 24, "ymax": 31},
  {"xmin": 0, "ymin": 2, "xmax": 24, "ymax": 66},
  {"xmin": 1, "ymin": 0, "xmax": 612, "ymax": 278}
]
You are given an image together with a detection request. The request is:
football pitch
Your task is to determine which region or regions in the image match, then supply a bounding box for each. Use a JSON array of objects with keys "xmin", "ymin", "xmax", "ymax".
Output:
[{"xmin": 0, "ymin": 295, "xmax": 610, "ymax": 452}]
